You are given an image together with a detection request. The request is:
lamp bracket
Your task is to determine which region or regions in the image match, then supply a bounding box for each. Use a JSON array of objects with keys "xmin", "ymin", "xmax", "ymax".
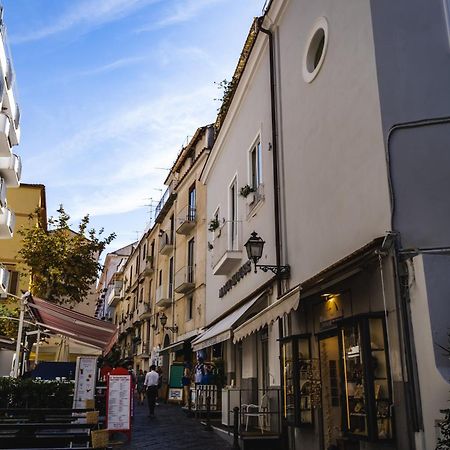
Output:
[
  {"xmin": 163, "ymin": 325, "xmax": 178, "ymax": 333},
  {"xmin": 256, "ymin": 264, "xmax": 290, "ymax": 279}
]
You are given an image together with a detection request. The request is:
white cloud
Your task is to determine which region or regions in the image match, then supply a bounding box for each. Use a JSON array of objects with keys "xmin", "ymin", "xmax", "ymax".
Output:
[
  {"xmin": 73, "ymin": 56, "xmax": 148, "ymax": 78},
  {"xmin": 136, "ymin": 0, "xmax": 226, "ymax": 32},
  {"xmin": 12, "ymin": 0, "xmax": 161, "ymax": 44}
]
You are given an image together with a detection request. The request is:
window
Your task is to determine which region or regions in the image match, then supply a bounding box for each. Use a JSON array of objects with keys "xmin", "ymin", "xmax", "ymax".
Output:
[
  {"xmin": 139, "ymin": 286, "xmax": 144, "ymax": 303},
  {"xmin": 158, "ymin": 270, "xmax": 162, "ymax": 286},
  {"xmin": 142, "ymin": 243, "xmax": 147, "ymax": 260},
  {"xmin": 187, "ymin": 238, "xmax": 195, "ymax": 283},
  {"xmin": 250, "ymin": 140, "xmax": 262, "ymax": 190},
  {"xmin": 339, "ymin": 315, "xmax": 393, "ymax": 441},
  {"xmin": 303, "ymin": 17, "xmax": 329, "ymax": 83},
  {"xmin": 150, "ymin": 241, "xmax": 155, "ymax": 267},
  {"xmin": 187, "ymin": 296, "xmax": 193, "ymax": 321},
  {"xmin": 281, "ymin": 335, "xmax": 318, "ymax": 426},
  {"xmin": 168, "ymin": 257, "xmax": 174, "ymax": 299},
  {"xmin": 188, "ymin": 183, "xmax": 196, "ymax": 220},
  {"xmin": 170, "ymin": 215, "xmax": 175, "ymax": 244},
  {"xmin": 229, "ymin": 177, "xmax": 238, "ymax": 248},
  {"xmin": 8, "ymin": 270, "xmax": 19, "ymax": 296}
]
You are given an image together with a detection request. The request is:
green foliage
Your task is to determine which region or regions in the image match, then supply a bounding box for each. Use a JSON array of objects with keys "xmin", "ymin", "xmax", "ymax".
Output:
[
  {"xmin": 214, "ymin": 79, "xmax": 235, "ymax": 111},
  {"xmin": 0, "ymin": 303, "xmax": 19, "ymax": 339},
  {"xmin": 19, "ymin": 205, "xmax": 115, "ymax": 305},
  {"xmin": 0, "ymin": 377, "xmax": 74, "ymax": 409}
]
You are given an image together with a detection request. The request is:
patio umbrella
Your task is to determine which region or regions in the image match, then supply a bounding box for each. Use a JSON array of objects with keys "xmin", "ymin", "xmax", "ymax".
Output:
[{"xmin": 54, "ymin": 335, "xmax": 70, "ymax": 362}]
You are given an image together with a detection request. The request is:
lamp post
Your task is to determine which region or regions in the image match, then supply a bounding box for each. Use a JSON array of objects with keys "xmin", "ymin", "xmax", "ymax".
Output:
[
  {"xmin": 12, "ymin": 292, "xmax": 31, "ymax": 378},
  {"xmin": 159, "ymin": 312, "xmax": 178, "ymax": 333},
  {"xmin": 244, "ymin": 231, "xmax": 290, "ymax": 278}
]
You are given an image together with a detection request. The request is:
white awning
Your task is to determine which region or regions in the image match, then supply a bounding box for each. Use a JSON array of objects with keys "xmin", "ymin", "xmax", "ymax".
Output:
[
  {"xmin": 191, "ymin": 295, "xmax": 261, "ymax": 352},
  {"xmin": 233, "ymin": 286, "xmax": 300, "ymax": 343}
]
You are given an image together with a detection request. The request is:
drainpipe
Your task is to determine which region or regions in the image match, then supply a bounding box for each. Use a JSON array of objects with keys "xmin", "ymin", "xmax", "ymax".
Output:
[
  {"xmin": 258, "ymin": 18, "xmax": 283, "ymax": 299},
  {"xmin": 258, "ymin": 17, "xmax": 289, "ymax": 447},
  {"xmin": 386, "ymin": 116, "xmax": 450, "ymax": 447}
]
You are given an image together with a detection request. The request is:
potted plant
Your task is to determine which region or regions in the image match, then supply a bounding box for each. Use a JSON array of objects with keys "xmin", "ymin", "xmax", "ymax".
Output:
[
  {"xmin": 208, "ymin": 218, "xmax": 220, "ymax": 232},
  {"xmin": 240, "ymin": 184, "xmax": 255, "ymax": 198}
]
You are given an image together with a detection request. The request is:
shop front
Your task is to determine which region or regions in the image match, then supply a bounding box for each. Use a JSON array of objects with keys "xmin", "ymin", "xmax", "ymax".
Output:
[{"xmin": 282, "ymin": 240, "xmax": 405, "ymax": 450}]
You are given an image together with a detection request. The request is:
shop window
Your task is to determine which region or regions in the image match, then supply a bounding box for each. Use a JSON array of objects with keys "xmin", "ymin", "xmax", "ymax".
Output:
[
  {"xmin": 281, "ymin": 335, "xmax": 320, "ymax": 427},
  {"xmin": 339, "ymin": 315, "xmax": 393, "ymax": 441}
]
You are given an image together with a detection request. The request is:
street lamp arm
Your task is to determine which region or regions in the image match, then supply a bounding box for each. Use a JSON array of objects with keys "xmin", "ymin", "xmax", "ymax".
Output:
[{"xmin": 256, "ymin": 264, "xmax": 290, "ymax": 279}]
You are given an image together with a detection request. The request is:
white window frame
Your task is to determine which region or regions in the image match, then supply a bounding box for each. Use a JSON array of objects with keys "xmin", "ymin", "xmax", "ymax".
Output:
[
  {"xmin": 228, "ymin": 174, "xmax": 239, "ymax": 249},
  {"xmin": 248, "ymin": 134, "xmax": 263, "ymax": 190}
]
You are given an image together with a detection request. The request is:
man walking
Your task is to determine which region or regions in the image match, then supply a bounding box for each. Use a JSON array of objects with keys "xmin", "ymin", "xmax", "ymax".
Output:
[{"xmin": 144, "ymin": 365, "xmax": 159, "ymax": 417}]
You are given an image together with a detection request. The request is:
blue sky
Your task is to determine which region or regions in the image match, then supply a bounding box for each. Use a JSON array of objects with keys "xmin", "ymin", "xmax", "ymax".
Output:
[{"xmin": 3, "ymin": 0, "xmax": 265, "ymax": 254}]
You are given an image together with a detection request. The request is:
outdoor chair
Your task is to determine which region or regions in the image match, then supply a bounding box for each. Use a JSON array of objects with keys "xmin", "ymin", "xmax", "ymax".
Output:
[{"xmin": 241, "ymin": 393, "xmax": 269, "ymax": 433}]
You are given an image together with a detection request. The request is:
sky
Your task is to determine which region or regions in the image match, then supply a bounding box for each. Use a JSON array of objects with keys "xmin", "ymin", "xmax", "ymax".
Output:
[{"xmin": 3, "ymin": 0, "xmax": 266, "ymax": 255}]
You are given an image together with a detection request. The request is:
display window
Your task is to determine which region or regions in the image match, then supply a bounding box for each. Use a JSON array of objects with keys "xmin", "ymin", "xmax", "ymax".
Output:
[
  {"xmin": 281, "ymin": 335, "xmax": 320, "ymax": 427},
  {"xmin": 339, "ymin": 314, "xmax": 393, "ymax": 441}
]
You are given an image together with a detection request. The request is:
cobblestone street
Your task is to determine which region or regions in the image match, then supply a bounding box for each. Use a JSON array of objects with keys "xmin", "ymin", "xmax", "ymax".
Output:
[{"xmin": 115, "ymin": 400, "xmax": 232, "ymax": 450}]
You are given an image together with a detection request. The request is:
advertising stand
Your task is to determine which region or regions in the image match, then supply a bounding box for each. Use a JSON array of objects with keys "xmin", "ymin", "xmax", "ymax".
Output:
[{"xmin": 106, "ymin": 374, "xmax": 132, "ymax": 441}]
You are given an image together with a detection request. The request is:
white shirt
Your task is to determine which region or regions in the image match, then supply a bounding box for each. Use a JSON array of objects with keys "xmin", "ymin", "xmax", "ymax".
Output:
[{"xmin": 144, "ymin": 370, "xmax": 159, "ymax": 387}]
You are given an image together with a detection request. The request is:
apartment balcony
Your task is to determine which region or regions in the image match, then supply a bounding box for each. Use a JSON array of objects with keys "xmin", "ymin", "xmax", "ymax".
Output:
[
  {"xmin": 0, "ymin": 113, "xmax": 10, "ymax": 157},
  {"xmin": 138, "ymin": 342, "xmax": 149, "ymax": 357},
  {"xmin": 0, "ymin": 206, "xmax": 14, "ymax": 239},
  {"xmin": 0, "ymin": 153, "xmax": 21, "ymax": 188},
  {"xmin": 142, "ymin": 257, "xmax": 154, "ymax": 276},
  {"xmin": 176, "ymin": 205, "xmax": 196, "ymax": 235},
  {"xmin": 106, "ymin": 284, "xmax": 122, "ymax": 307},
  {"xmin": 0, "ymin": 25, "xmax": 20, "ymax": 146},
  {"xmin": 211, "ymin": 221, "xmax": 243, "ymax": 275},
  {"xmin": 125, "ymin": 315, "xmax": 133, "ymax": 331},
  {"xmin": 155, "ymin": 284, "xmax": 172, "ymax": 308},
  {"xmin": 0, "ymin": 177, "xmax": 6, "ymax": 208},
  {"xmin": 174, "ymin": 265, "xmax": 195, "ymax": 294},
  {"xmin": 159, "ymin": 232, "xmax": 174, "ymax": 255},
  {"xmin": 139, "ymin": 302, "xmax": 152, "ymax": 320}
]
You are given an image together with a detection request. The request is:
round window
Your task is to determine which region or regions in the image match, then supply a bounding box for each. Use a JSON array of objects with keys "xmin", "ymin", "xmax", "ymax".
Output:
[{"xmin": 303, "ymin": 17, "xmax": 328, "ymax": 83}]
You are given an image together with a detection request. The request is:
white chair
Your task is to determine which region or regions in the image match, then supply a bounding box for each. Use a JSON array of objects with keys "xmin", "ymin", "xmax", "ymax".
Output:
[{"xmin": 241, "ymin": 393, "xmax": 269, "ymax": 433}]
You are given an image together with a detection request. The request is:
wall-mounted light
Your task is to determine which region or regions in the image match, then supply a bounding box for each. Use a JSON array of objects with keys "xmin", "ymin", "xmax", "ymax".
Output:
[
  {"xmin": 159, "ymin": 312, "xmax": 178, "ymax": 333},
  {"xmin": 244, "ymin": 231, "xmax": 290, "ymax": 278},
  {"xmin": 321, "ymin": 293, "xmax": 340, "ymax": 311}
]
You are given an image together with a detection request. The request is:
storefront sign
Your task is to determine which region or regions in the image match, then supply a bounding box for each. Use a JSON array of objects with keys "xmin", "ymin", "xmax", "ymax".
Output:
[{"xmin": 219, "ymin": 261, "xmax": 252, "ymax": 298}]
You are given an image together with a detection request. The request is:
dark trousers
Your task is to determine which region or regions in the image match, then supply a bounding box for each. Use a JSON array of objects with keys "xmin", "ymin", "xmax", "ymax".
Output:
[{"xmin": 147, "ymin": 385, "xmax": 158, "ymax": 415}]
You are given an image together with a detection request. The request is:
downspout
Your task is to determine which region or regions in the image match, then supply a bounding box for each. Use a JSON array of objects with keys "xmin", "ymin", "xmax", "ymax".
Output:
[
  {"xmin": 258, "ymin": 18, "xmax": 283, "ymax": 299},
  {"xmin": 386, "ymin": 116, "xmax": 450, "ymax": 446},
  {"xmin": 258, "ymin": 17, "xmax": 289, "ymax": 446}
]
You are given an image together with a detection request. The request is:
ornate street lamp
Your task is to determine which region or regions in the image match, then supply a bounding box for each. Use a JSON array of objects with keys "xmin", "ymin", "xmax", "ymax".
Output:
[
  {"xmin": 244, "ymin": 231, "xmax": 290, "ymax": 278},
  {"xmin": 159, "ymin": 312, "xmax": 178, "ymax": 333}
]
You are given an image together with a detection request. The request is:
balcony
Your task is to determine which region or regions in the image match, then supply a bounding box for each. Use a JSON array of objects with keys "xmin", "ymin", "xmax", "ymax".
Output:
[
  {"xmin": 159, "ymin": 232, "xmax": 174, "ymax": 255},
  {"xmin": 0, "ymin": 206, "xmax": 14, "ymax": 239},
  {"xmin": 0, "ymin": 153, "xmax": 21, "ymax": 187},
  {"xmin": 139, "ymin": 302, "xmax": 152, "ymax": 320},
  {"xmin": 174, "ymin": 265, "xmax": 195, "ymax": 294},
  {"xmin": 211, "ymin": 221, "xmax": 243, "ymax": 275},
  {"xmin": 142, "ymin": 257, "xmax": 154, "ymax": 276},
  {"xmin": 176, "ymin": 205, "xmax": 196, "ymax": 235},
  {"xmin": 0, "ymin": 177, "xmax": 6, "ymax": 207},
  {"xmin": 0, "ymin": 113, "xmax": 10, "ymax": 157},
  {"xmin": 246, "ymin": 183, "xmax": 265, "ymax": 213},
  {"xmin": 106, "ymin": 284, "xmax": 122, "ymax": 307},
  {"xmin": 155, "ymin": 284, "xmax": 172, "ymax": 308},
  {"xmin": 132, "ymin": 309, "xmax": 141, "ymax": 325}
]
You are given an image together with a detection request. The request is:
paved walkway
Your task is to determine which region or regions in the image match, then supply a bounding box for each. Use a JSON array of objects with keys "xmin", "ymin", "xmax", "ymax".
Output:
[{"xmin": 114, "ymin": 400, "xmax": 233, "ymax": 450}]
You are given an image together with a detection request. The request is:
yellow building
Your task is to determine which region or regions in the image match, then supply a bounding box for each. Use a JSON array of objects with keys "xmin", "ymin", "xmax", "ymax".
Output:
[{"xmin": 0, "ymin": 183, "xmax": 46, "ymax": 302}]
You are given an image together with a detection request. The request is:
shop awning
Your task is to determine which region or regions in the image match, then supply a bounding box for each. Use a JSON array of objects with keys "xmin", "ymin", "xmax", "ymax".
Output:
[
  {"xmin": 159, "ymin": 340, "xmax": 186, "ymax": 354},
  {"xmin": 27, "ymin": 296, "xmax": 118, "ymax": 355},
  {"xmin": 191, "ymin": 295, "xmax": 262, "ymax": 352},
  {"xmin": 233, "ymin": 286, "xmax": 300, "ymax": 343}
]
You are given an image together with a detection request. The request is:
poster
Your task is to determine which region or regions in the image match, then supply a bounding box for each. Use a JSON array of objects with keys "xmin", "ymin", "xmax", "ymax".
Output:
[
  {"xmin": 107, "ymin": 374, "xmax": 131, "ymax": 432},
  {"xmin": 72, "ymin": 356, "xmax": 97, "ymax": 409}
]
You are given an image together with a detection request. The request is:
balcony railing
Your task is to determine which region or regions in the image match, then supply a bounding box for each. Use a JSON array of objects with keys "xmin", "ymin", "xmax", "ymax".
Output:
[
  {"xmin": 0, "ymin": 153, "xmax": 21, "ymax": 187},
  {"xmin": 106, "ymin": 284, "xmax": 122, "ymax": 307},
  {"xmin": 0, "ymin": 206, "xmax": 15, "ymax": 239},
  {"xmin": 155, "ymin": 284, "xmax": 172, "ymax": 308},
  {"xmin": 174, "ymin": 265, "xmax": 195, "ymax": 294},
  {"xmin": 5, "ymin": 58, "xmax": 14, "ymax": 90},
  {"xmin": 0, "ymin": 176, "xmax": 6, "ymax": 208},
  {"xmin": 159, "ymin": 231, "xmax": 174, "ymax": 255},
  {"xmin": 0, "ymin": 113, "xmax": 10, "ymax": 157},
  {"xmin": 0, "ymin": 265, "xmax": 9, "ymax": 294},
  {"xmin": 211, "ymin": 220, "xmax": 243, "ymax": 275},
  {"xmin": 143, "ymin": 257, "xmax": 154, "ymax": 275},
  {"xmin": 139, "ymin": 302, "xmax": 152, "ymax": 320},
  {"xmin": 176, "ymin": 205, "xmax": 196, "ymax": 235}
]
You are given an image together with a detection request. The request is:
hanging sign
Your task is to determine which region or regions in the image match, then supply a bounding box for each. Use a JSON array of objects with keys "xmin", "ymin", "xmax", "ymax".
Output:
[
  {"xmin": 107, "ymin": 374, "xmax": 132, "ymax": 438},
  {"xmin": 72, "ymin": 356, "xmax": 97, "ymax": 409}
]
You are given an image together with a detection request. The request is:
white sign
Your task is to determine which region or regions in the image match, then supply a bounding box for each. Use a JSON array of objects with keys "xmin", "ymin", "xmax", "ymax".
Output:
[
  {"xmin": 107, "ymin": 375, "xmax": 131, "ymax": 431},
  {"xmin": 73, "ymin": 356, "xmax": 97, "ymax": 409}
]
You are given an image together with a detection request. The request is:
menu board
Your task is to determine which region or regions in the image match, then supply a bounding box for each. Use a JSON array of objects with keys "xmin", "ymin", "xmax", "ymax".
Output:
[
  {"xmin": 73, "ymin": 356, "xmax": 97, "ymax": 409},
  {"xmin": 107, "ymin": 375, "xmax": 131, "ymax": 432}
]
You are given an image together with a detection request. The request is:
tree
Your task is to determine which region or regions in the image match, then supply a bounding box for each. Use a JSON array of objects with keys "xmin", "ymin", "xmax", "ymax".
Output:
[
  {"xmin": 0, "ymin": 303, "xmax": 19, "ymax": 338},
  {"xmin": 19, "ymin": 205, "xmax": 115, "ymax": 305}
]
